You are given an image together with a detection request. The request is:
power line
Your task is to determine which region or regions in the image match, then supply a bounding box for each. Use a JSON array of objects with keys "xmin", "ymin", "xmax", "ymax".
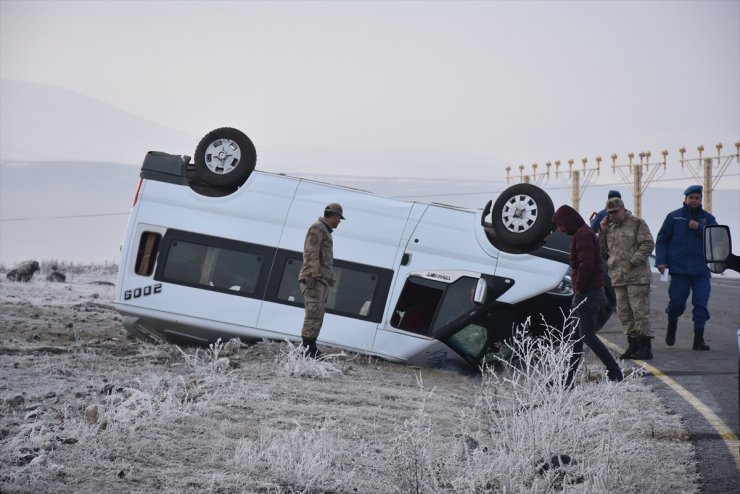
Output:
[
  {"xmin": 1, "ymin": 172, "xmax": 738, "ymax": 221},
  {"xmin": 392, "ymin": 172, "xmax": 740, "ymax": 199},
  {"xmin": 0, "ymin": 212, "xmax": 129, "ymax": 222}
]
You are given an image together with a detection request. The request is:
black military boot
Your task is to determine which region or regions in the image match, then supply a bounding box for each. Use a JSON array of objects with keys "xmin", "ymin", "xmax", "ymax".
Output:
[
  {"xmin": 619, "ymin": 336, "xmax": 639, "ymax": 360},
  {"xmin": 631, "ymin": 337, "xmax": 653, "ymax": 360},
  {"xmin": 692, "ymin": 327, "xmax": 710, "ymax": 351},
  {"xmin": 665, "ymin": 318, "xmax": 678, "ymax": 346},
  {"xmin": 301, "ymin": 338, "xmax": 313, "ymax": 357},
  {"xmin": 307, "ymin": 339, "xmax": 322, "ymax": 358},
  {"xmin": 606, "ymin": 367, "xmax": 624, "ymax": 382}
]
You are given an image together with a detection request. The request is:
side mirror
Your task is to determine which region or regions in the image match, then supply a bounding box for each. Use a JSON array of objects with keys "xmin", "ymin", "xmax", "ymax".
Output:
[
  {"xmin": 473, "ymin": 278, "xmax": 488, "ymax": 305},
  {"xmin": 703, "ymin": 225, "xmax": 740, "ymax": 274}
]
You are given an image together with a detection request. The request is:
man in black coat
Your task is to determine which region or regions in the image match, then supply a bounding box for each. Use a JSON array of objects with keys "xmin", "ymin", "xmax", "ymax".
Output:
[{"xmin": 553, "ymin": 205, "xmax": 623, "ymax": 386}]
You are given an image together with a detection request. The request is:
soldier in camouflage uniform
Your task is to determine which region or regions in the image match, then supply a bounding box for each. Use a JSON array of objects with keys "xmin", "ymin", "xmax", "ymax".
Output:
[
  {"xmin": 298, "ymin": 203, "xmax": 345, "ymax": 357},
  {"xmin": 598, "ymin": 197, "xmax": 655, "ymax": 360}
]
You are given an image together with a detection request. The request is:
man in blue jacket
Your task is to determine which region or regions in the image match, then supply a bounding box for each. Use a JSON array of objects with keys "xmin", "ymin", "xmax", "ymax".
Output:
[
  {"xmin": 590, "ymin": 190, "xmax": 622, "ymax": 233},
  {"xmin": 655, "ymin": 185, "xmax": 717, "ymax": 351}
]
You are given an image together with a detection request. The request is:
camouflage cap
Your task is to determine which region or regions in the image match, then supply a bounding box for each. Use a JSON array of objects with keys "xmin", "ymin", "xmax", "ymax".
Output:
[
  {"xmin": 606, "ymin": 197, "xmax": 625, "ymax": 212},
  {"xmin": 324, "ymin": 203, "xmax": 346, "ymax": 219}
]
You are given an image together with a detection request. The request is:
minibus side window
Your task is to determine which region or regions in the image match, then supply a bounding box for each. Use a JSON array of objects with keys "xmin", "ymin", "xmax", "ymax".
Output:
[
  {"xmin": 446, "ymin": 323, "xmax": 491, "ymax": 362},
  {"xmin": 161, "ymin": 240, "xmax": 264, "ymax": 295},
  {"xmin": 135, "ymin": 232, "xmax": 161, "ymax": 276},
  {"xmin": 391, "ymin": 276, "xmax": 478, "ymax": 337},
  {"xmin": 390, "ymin": 278, "xmax": 444, "ymax": 335},
  {"xmin": 276, "ymin": 259, "xmax": 303, "ymax": 303},
  {"xmin": 431, "ymin": 277, "xmax": 478, "ymax": 333},
  {"xmin": 330, "ymin": 266, "xmax": 379, "ymax": 316},
  {"xmin": 276, "ymin": 259, "xmax": 379, "ymax": 318}
]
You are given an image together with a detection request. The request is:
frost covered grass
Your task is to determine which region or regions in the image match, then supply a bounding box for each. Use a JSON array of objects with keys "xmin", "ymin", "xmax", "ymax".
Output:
[{"xmin": 0, "ymin": 268, "xmax": 698, "ymax": 493}]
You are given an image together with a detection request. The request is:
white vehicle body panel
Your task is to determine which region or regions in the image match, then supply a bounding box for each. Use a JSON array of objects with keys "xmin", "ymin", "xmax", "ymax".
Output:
[{"xmin": 115, "ymin": 166, "xmax": 571, "ymax": 370}]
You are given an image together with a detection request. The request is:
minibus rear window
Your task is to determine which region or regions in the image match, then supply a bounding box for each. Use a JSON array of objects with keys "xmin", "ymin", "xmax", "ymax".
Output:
[{"xmin": 135, "ymin": 232, "xmax": 161, "ymax": 276}]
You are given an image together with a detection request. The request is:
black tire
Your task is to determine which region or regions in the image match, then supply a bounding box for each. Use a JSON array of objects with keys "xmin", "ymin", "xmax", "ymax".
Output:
[
  {"xmin": 491, "ymin": 183, "xmax": 555, "ymax": 246},
  {"xmin": 484, "ymin": 227, "xmax": 549, "ymax": 255},
  {"xmin": 194, "ymin": 128, "xmax": 256, "ymax": 188}
]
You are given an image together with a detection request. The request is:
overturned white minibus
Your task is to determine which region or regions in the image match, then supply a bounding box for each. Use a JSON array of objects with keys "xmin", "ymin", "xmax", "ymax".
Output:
[{"xmin": 114, "ymin": 128, "xmax": 576, "ymax": 371}]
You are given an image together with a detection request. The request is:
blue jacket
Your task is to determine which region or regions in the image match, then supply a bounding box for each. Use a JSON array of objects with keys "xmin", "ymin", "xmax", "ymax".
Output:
[
  {"xmin": 590, "ymin": 209, "xmax": 607, "ymax": 233},
  {"xmin": 655, "ymin": 203, "xmax": 717, "ymax": 276}
]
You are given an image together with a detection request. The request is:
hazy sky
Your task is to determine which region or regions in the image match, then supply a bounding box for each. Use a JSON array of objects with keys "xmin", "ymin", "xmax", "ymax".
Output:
[
  {"xmin": 0, "ymin": 0, "xmax": 739, "ymax": 266},
  {"xmin": 1, "ymin": 0, "xmax": 738, "ymax": 173}
]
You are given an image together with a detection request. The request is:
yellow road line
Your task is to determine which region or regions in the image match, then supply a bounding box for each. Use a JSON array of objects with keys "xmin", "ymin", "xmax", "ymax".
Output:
[{"xmin": 600, "ymin": 336, "xmax": 740, "ymax": 471}]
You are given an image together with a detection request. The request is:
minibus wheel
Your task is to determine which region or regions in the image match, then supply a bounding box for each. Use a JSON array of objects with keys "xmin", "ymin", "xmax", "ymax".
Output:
[
  {"xmin": 194, "ymin": 127, "xmax": 256, "ymax": 188},
  {"xmin": 483, "ymin": 227, "xmax": 548, "ymax": 254},
  {"xmin": 490, "ymin": 183, "xmax": 555, "ymax": 246}
]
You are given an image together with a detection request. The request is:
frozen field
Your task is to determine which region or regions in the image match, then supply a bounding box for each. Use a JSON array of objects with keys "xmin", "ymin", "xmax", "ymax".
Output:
[{"xmin": 0, "ymin": 264, "xmax": 698, "ymax": 493}]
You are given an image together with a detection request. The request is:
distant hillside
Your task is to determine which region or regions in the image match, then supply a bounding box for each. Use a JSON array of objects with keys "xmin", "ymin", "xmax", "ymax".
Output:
[
  {"xmin": 1, "ymin": 80, "xmax": 737, "ymax": 268},
  {"xmin": 2, "ymin": 161, "xmax": 738, "ymax": 269},
  {"xmin": 0, "ymin": 80, "xmax": 503, "ymax": 178},
  {"xmin": 0, "ymin": 79, "xmax": 198, "ymax": 164},
  {"xmin": 0, "ymin": 161, "xmax": 139, "ymax": 265}
]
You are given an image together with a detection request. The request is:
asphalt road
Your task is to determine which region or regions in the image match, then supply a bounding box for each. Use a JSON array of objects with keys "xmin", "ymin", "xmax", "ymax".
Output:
[{"xmin": 599, "ymin": 273, "xmax": 740, "ymax": 494}]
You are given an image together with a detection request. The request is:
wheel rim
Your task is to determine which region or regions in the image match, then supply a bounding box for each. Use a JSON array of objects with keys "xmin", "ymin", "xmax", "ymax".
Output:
[
  {"xmin": 204, "ymin": 138, "xmax": 242, "ymax": 175},
  {"xmin": 501, "ymin": 194, "xmax": 538, "ymax": 233}
]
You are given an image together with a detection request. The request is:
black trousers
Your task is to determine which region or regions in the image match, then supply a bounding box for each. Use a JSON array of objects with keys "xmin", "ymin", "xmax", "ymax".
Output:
[{"xmin": 565, "ymin": 287, "xmax": 622, "ymax": 386}]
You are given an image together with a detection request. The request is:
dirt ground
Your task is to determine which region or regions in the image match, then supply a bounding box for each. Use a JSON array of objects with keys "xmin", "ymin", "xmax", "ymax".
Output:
[{"xmin": 0, "ymin": 267, "xmax": 699, "ymax": 494}]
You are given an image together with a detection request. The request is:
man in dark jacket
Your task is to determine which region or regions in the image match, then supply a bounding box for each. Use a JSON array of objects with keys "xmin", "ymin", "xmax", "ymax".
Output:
[
  {"xmin": 552, "ymin": 205, "xmax": 623, "ymax": 386},
  {"xmin": 655, "ymin": 185, "xmax": 717, "ymax": 351}
]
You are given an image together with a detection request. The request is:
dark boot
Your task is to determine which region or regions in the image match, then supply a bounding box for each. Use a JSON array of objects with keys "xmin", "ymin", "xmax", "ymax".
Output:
[
  {"xmin": 631, "ymin": 337, "xmax": 653, "ymax": 360},
  {"xmin": 307, "ymin": 339, "xmax": 322, "ymax": 358},
  {"xmin": 665, "ymin": 318, "xmax": 678, "ymax": 346},
  {"xmin": 607, "ymin": 368, "xmax": 624, "ymax": 382},
  {"xmin": 301, "ymin": 338, "xmax": 313, "ymax": 356},
  {"xmin": 692, "ymin": 327, "xmax": 710, "ymax": 351},
  {"xmin": 619, "ymin": 337, "xmax": 639, "ymax": 359}
]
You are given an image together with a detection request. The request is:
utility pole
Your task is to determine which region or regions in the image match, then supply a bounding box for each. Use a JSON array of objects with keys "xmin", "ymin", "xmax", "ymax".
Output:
[
  {"xmin": 554, "ymin": 158, "xmax": 601, "ymax": 213},
  {"xmin": 610, "ymin": 150, "xmax": 667, "ymax": 218},
  {"xmin": 678, "ymin": 142, "xmax": 740, "ymax": 214}
]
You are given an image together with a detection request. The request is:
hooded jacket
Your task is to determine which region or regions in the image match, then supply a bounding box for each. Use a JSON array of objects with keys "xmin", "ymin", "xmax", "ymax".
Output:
[{"xmin": 552, "ymin": 205, "xmax": 603, "ymax": 292}]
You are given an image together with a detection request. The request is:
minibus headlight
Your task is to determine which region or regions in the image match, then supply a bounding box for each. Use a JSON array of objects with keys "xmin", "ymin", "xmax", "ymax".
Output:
[{"xmin": 547, "ymin": 273, "xmax": 573, "ymax": 297}]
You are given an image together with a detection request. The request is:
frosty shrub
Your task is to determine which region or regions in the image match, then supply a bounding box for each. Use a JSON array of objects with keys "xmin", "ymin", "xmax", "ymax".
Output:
[
  {"xmin": 375, "ymin": 312, "xmax": 586, "ymax": 494},
  {"xmin": 387, "ymin": 390, "xmax": 462, "ymax": 494},
  {"xmin": 464, "ymin": 314, "xmax": 599, "ymax": 492},
  {"xmin": 378, "ymin": 308, "xmax": 689, "ymax": 494},
  {"xmin": 278, "ymin": 340, "xmax": 343, "ymax": 379},
  {"xmin": 175, "ymin": 338, "xmax": 236, "ymax": 375},
  {"xmin": 232, "ymin": 418, "xmax": 356, "ymax": 493},
  {"xmin": 38, "ymin": 260, "xmax": 118, "ymax": 277}
]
